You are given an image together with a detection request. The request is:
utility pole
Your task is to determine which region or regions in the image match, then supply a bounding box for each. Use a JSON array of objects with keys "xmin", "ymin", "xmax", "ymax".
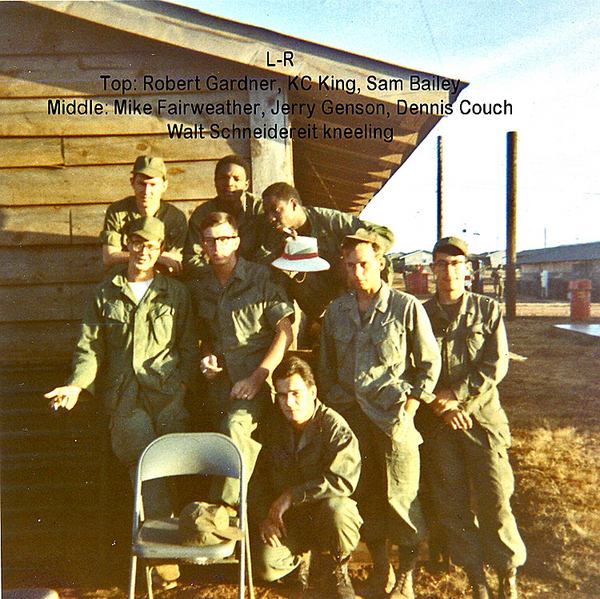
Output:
[
  {"xmin": 437, "ymin": 136, "xmax": 443, "ymax": 239},
  {"xmin": 506, "ymin": 132, "xmax": 518, "ymax": 320}
]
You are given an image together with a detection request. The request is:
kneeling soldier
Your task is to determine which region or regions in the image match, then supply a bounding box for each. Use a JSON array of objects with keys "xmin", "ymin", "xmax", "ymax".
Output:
[{"xmin": 249, "ymin": 356, "xmax": 362, "ymax": 599}]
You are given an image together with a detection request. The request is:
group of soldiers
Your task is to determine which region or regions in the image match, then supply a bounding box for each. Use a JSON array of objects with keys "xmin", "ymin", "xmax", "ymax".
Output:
[{"xmin": 46, "ymin": 155, "xmax": 526, "ymax": 599}]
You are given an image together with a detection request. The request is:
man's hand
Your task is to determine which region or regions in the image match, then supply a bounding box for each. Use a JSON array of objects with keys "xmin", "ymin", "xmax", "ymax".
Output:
[
  {"xmin": 403, "ymin": 397, "xmax": 420, "ymax": 416},
  {"xmin": 430, "ymin": 389, "xmax": 459, "ymax": 417},
  {"xmin": 442, "ymin": 408, "xmax": 473, "ymax": 430},
  {"xmin": 156, "ymin": 253, "xmax": 183, "ymax": 276},
  {"xmin": 230, "ymin": 367, "xmax": 268, "ymax": 401},
  {"xmin": 258, "ymin": 518, "xmax": 285, "ymax": 548},
  {"xmin": 200, "ymin": 354, "xmax": 223, "ymax": 380},
  {"xmin": 45, "ymin": 386, "xmax": 82, "ymax": 411}
]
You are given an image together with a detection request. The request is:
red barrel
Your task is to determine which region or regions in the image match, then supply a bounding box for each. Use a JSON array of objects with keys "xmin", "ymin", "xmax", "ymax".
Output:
[{"xmin": 569, "ymin": 279, "xmax": 591, "ymax": 321}]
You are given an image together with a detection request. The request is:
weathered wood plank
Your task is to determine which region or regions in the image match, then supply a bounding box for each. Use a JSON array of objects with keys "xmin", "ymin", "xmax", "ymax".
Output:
[
  {"xmin": 0, "ymin": 205, "xmax": 71, "ymax": 246},
  {"xmin": 0, "ymin": 200, "xmax": 203, "ymax": 247},
  {"xmin": 0, "ymin": 138, "xmax": 63, "ymax": 168},
  {"xmin": 0, "ymin": 161, "xmax": 216, "ymax": 207},
  {"xmin": 0, "ymin": 245, "xmax": 103, "ymax": 286},
  {"xmin": 0, "ymin": 283, "xmax": 94, "ymax": 323},
  {"xmin": 0, "ymin": 50, "xmax": 245, "ymax": 98},
  {"xmin": 0, "ymin": 321, "xmax": 79, "ymax": 363},
  {"xmin": 0, "ymin": 93, "xmax": 251, "ymax": 137},
  {"xmin": 63, "ymin": 134, "xmax": 248, "ymax": 166}
]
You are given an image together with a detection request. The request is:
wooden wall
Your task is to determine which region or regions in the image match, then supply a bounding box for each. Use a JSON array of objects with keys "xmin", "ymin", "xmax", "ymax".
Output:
[{"xmin": 0, "ymin": 2, "xmax": 254, "ymax": 363}]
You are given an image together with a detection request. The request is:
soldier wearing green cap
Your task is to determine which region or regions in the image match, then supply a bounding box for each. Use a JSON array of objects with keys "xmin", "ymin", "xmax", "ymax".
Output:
[
  {"xmin": 46, "ymin": 216, "xmax": 199, "ymax": 556},
  {"xmin": 419, "ymin": 236, "xmax": 526, "ymax": 599},
  {"xmin": 259, "ymin": 182, "xmax": 395, "ymax": 323},
  {"xmin": 319, "ymin": 231, "xmax": 441, "ymax": 599},
  {"xmin": 100, "ymin": 155, "xmax": 187, "ymax": 276}
]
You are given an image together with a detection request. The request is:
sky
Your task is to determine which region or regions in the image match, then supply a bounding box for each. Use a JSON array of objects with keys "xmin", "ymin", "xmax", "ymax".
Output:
[{"xmin": 177, "ymin": 0, "xmax": 600, "ymax": 254}]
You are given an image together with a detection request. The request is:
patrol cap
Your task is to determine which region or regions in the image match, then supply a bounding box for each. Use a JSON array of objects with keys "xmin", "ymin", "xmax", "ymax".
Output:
[
  {"xmin": 433, "ymin": 236, "xmax": 469, "ymax": 256},
  {"xmin": 179, "ymin": 502, "xmax": 244, "ymax": 546},
  {"xmin": 129, "ymin": 216, "xmax": 165, "ymax": 242},
  {"xmin": 344, "ymin": 227, "xmax": 394, "ymax": 254},
  {"xmin": 132, "ymin": 155, "xmax": 167, "ymax": 179}
]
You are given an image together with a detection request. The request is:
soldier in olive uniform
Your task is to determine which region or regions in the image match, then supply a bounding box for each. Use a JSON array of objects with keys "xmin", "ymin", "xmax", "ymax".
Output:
[
  {"xmin": 46, "ymin": 217, "xmax": 198, "ymax": 587},
  {"xmin": 188, "ymin": 211, "xmax": 294, "ymax": 508},
  {"xmin": 319, "ymin": 230, "xmax": 441, "ymax": 599},
  {"xmin": 184, "ymin": 155, "xmax": 264, "ymax": 279},
  {"xmin": 250, "ymin": 356, "xmax": 362, "ymax": 599},
  {"xmin": 260, "ymin": 182, "xmax": 395, "ymax": 323},
  {"xmin": 101, "ymin": 156, "xmax": 187, "ymax": 276},
  {"xmin": 421, "ymin": 236, "xmax": 526, "ymax": 599}
]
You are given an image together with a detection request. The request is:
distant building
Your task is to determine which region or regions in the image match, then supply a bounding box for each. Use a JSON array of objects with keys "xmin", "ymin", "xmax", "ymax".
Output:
[
  {"xmin": 517, "ymin": 241, "xmax": 600, "ymax": 300},
  {"xmin": 390, "ymin": 250, "xmax": 432, "ymax": 272}
]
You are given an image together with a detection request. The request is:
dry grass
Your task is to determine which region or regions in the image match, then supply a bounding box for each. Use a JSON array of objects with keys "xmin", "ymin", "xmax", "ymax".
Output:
[{"xmin": 44, "ymin": 318, "xmax": 600, "ymax": 598}]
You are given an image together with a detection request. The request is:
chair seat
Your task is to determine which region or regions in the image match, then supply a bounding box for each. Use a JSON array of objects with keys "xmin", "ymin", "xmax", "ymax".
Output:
[{"xmin": 134, "ymin": 517, "xmax": 237, "ymax": 562}]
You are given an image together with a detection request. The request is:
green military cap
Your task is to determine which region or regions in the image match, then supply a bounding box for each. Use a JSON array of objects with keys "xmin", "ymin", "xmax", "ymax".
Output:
[
  {"xmin": 433, "ymin": 236, "xmax": 468, "ymax": 256},
  {"xmin": 129, "ymin": 216, "xmax": 165, "ymax": 242},
  {"xmin": 345, "ymin": 227, "xmax": 394, "ymax": 254},
  {"xmin": 132, "ymin": 155, "xmax": 167, "ymax": 179}
]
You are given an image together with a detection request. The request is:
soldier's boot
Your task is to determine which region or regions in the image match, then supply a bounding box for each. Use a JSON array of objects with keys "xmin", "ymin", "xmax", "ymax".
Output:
[
  {"xmin": 388, "ymin": 569, "xmax": 414, "ymax": 599},
  {"xmin": 497, "ymin": 567, "xmax": 518, "ymax": 599},
  {"xmin": 324, "ymin": 553, "xmax": 356, "ymax": 599},
  {"xmin": 365, "ymin": 541, "xmax": 395, "ymax": 598},
  {"xmin": 466, "ymin": 567, "xmax": 491, "ymax": 599},
  {"xmin": 389, "ymin": 544, "xmax": 418, "ymax": 599}
]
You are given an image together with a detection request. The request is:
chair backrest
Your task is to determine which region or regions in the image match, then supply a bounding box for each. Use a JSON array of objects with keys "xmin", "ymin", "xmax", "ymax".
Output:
[{"xmin": 137, "ymin": 433, "xmax": 243, "ymax": 483}]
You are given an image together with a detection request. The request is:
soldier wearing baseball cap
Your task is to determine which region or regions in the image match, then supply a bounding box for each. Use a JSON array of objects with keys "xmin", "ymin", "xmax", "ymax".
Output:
[
  {"xmin": 420, "ymin": 236, "xmax": 526, "ymax": 599},
  {"xmin": 100, "ymin": 155, "xmax": 187, "ymax": 276},
  {"xmin": 46, "ymin": 211, "xmax": 198, "ymax": 588}
]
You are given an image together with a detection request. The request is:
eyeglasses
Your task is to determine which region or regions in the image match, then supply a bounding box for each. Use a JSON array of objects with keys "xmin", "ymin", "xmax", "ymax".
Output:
[
  {"xmin": 202, "ymin": 235, "xmax": 238, "ymax": 246},
  {"xmin": 433, "ymin": 259, "xmax": 467, "ymax": 270},
  {"xmin": 131, "ymin": 241, "xmax": 162, "ymax": 253}
]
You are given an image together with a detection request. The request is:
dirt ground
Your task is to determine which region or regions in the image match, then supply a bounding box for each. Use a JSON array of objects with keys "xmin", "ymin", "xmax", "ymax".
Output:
[{"xmin": 19, "ymin": 312, "xmax": 600, "ymax": 599}]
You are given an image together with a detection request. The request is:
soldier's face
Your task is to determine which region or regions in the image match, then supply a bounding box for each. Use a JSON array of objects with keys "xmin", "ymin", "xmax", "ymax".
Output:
[
  {"xmin": 275, "ymin": 373, "xmax": 317, "ymax": 428},
  {"xmin": 201, "ymin": 222, "xmax": 240, "ymax": 267},
  {"xmin": 130, "ymin": 174, "xmax": 168, "ymax": 216},
  {"xmin": 432, "ymin": 251, "xmax": 471, "ymax": 295},
  {"xmin": 214, "ymin": 164, "xmax": 249, "ymax": 204},
  {"xmin": 127, "ymin": 234, "xmax": 163, "ymax": 272},
  {"xmin": 264, "ymin": 197, "xmax": 297, "ymax": 231},
  {"xmin": 343, "ymin": 243, "xmax": 385, "ymax": 293}
]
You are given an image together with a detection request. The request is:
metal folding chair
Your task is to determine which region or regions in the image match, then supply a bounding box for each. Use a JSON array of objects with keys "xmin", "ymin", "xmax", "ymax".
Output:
[{"xmin": 128, "ymin": 433, "xmax": 254, "ymax": 599}]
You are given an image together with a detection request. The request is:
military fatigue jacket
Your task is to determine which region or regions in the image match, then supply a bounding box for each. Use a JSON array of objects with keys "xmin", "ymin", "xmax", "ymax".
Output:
[
  {"xmin": 66, "ymin": 269, "xmax": 198, "ymax": 416},
  {"xmin": 319, "ymin": 283, "xmax": 441, "ymax": 441},
  {"xmin": 100, "ymin": 196, "xmax": 187, "ymax": 260},
  {"xmin": 249, "ymin": 399, "xmax": 361, "ymax": 522},
  {"xmin": 423, "ymin": 291, "xmax": 511, "ymax": 446},
  {"xmin": 189, "ymin": 257, "xmax": 293, "ymax": 385},
  {"xmin": 183, "ymin": 192, "xmax": 263, "ymax": 278},
  {"xmin": 258, "ymin": 206, "xmax": 394, "ymax": 319}
]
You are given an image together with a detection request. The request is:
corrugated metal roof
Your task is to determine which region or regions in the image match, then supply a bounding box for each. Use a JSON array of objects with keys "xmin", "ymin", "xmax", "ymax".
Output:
[
  {"xmin": 27, "ymin": 0, "xmax": 467, "ymax": 214},
  {"xmin": 517, "ymin": 241, "xmax": 600, "ymax": 264}
]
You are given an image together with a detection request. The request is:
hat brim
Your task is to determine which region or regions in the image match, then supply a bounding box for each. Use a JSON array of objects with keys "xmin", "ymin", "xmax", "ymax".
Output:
[
  {"xmin": 129, "ymin": 230, "xmax": 163, "ymax": 243},
  {"xmin": 272, "ymin": 256, "xmax": 330, "ymax": 273},
  {"xmin": 132, "ymin": 167, "xmax": 166, "ymax": 179}
]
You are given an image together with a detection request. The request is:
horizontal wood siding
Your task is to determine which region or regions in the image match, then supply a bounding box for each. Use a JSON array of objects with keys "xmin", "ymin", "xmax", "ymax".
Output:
[{"xmin": 0, "ymin": 3, "xmax": 251, "ymax": 364}]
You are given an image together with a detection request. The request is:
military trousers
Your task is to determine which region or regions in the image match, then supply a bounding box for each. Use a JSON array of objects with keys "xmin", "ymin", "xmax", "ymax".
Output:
[
  {"xmin": 203, "ymin": 373, "xmax": 267, "ymax": 507},
  {"xmin": 253, "ymin": 497, "xmax": 362, "ymax": 582},
  {"xmin": 422, "ymin": 421, "xmax": 527, "ymax": 571},
  {"xmin": 342, "ymin": 405, "xmax": 426, "ymax": 549},
  {"xmin": 110, "ymin": 394, "xmax": 189, "ymax": 519}
]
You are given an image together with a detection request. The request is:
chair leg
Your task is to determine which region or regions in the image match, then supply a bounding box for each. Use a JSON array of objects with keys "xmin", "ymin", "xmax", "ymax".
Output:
[
  {"xmin": 129, "ymin": 555, "xmax": 138, "ymax": 599},
  {"xmin": 245, "ymin": 529, "xmax": 255, "ymax": 599},
  {"xmin": 239, "ymin": 538, "xmax": 246, "ymax": 599},
  {"xmin": 145, "ymin": 565, "xmax": 154, "ymax": 599}
]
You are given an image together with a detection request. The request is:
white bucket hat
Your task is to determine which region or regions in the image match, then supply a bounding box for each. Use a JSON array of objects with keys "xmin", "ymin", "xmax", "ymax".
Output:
[{"xmin": 272, "ymin": 236, "xmax": 330, "ymax": 272}]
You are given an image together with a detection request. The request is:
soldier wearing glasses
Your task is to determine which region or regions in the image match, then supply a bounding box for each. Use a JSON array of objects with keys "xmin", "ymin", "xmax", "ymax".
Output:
[
  {"xmin": 46, "ymin": 216, "xmax": 198, "ymax": 526},
  {"xmin": 420, "ymin": 236, "xmax": 526, "ymax": 599},
  {"xmin": 188, "ymin": 211, "xmax": 294, "ymax": 507}
]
